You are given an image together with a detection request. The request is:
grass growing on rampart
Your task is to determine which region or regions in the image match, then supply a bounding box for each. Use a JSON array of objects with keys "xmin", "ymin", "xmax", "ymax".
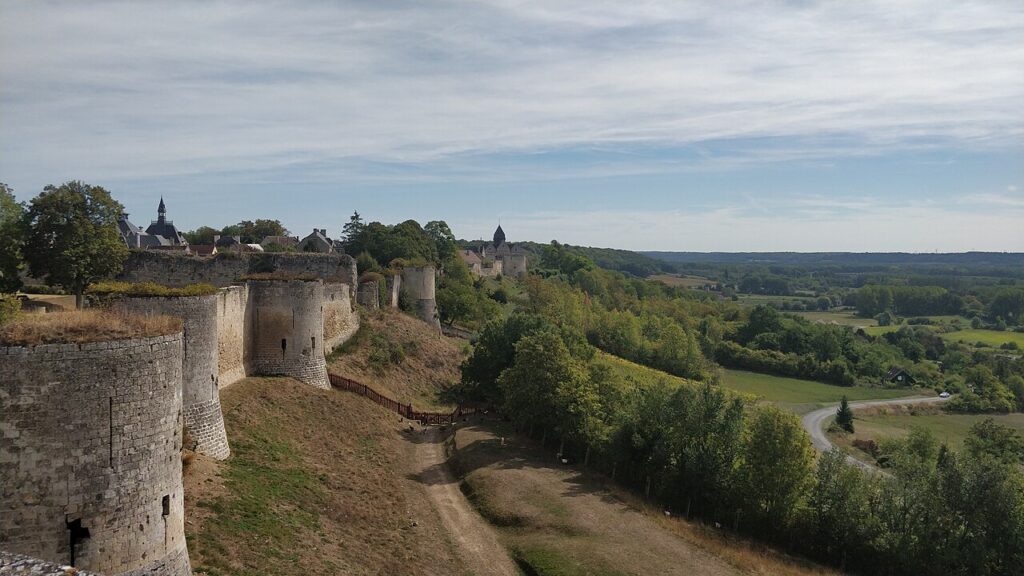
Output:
[
  {"xmin": 235, "ymin": 272, "xmax": 318, "ymax": 282},
  {"xmin": 0, "ymin": 309, "xmax": 181, "ymax": 345},
  {"xmin": 88, "ymin": 280, "xmax": 219, "ymax": 297}
]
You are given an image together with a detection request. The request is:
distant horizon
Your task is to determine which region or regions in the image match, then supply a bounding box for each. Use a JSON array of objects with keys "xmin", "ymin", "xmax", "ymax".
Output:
[{"xmin": 2, "ymin": 1, "xmax": 1022, "ymax": 252}]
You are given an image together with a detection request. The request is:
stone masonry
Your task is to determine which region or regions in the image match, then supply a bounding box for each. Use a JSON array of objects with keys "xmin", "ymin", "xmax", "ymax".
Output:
[
  {"xmin": 248, "ymin": 280, "xmax": 329, "ymax": 389},
  {"xmin": 0, "ymin": 334, "xmax": 191, "ymax": 576},
  {"xmin": 110, "ymin": 295, "xmax": 230, "ymax": 460},
  {"xmin": 400, "ymin": 265, "xmax": 440, "ymax": 329}
]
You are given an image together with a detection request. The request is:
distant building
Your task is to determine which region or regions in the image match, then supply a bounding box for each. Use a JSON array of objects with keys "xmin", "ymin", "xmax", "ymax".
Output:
[
  {"xmin": 883, "ymin": 367, "xmax": 915, "ymax": 385},
  {"xmin": 299, "ymin": 228, "xmax": 336, "ymax": 253},
  {"xmin": 118, "ymin": 197, "xmax": 189, "ymax": 250},
  {"xmin": 191, "ymin": 244, "xmax": 217, "ymax": 257},
  {"xmin": 476, "ymin": 225, "xmax": 527, "ymax": 278}
]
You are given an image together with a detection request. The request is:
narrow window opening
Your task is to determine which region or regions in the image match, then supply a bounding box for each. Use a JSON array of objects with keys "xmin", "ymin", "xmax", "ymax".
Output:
[
  {"xmin": 281, "ymin": 338, "xmax": 287, "ymax": 353},
  {"xmin": 162, "ymin": 495, "xmax": 170, "ymax": 517},
  {"xmin": 67, "ymin": 518, "xmax": 90, "ymax": 566},
  {"xmin": 311, "ymin": 336, "xmax": 316, "ymax": 351},
  {"xmin": 108, "ymin": 397, "xmax": 114, "ymax": 467}
]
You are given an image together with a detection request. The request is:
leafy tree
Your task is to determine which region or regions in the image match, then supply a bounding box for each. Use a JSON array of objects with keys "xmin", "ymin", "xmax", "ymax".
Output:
[
  {"xmin": 424, "ymin": 220, "xmax": 457, "ymax": 263},
  {"xmin": 498, "ymin": 330, "xmax": 586, "ymax": 436},
  {"xmin": 355, "ymin": 251, "xmax": 381, "ymax": 275},
  {"xmin": 0, "ymin": 183, "xmax": 25, "ymax": 292},
  {"xmin": 220, "ymin": 219, "xmax": 288, "ymax": 244},
  {"xmin": 22, "ymin": 182, "xmax": 128, "ymax": 307},
  {"xmin": 183, "ymin": 225, "xmax": 220, "ymax": 245},
  {"xmin": 460, "ymin": 313, "xmax": 549, "ymax": 401},
  {"xmin": 836, "ymin": 396, "xmax": 855, "ymax": 433},
  {"xmin": 808, "ymin": 449, "xmax": 875, "ymax": 568},
  {"xmin": 737, "ymin": 405, "xmax": 815, "ymax": 533}
]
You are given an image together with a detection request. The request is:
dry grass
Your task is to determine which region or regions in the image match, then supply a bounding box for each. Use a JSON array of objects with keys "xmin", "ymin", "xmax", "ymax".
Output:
[
  {"xmin": 453, "ymin": 421, "xmax": 839, "ymax": 576},
  {"xmin": 185, "ymin": 377, "xmax": 467, "ymax": 576},
  {"xmin": 328, "ymin": 308, "xmax": 466, "ymax": 411},
  {"xmin": 88, "ymin": 280, "xmax": 219, "ymax": 297},
  {"xmin": 0, "ymin": 309, "xmax": 181, "ymax": 345},
  {"xmin": 236, "ymin": 271, "xmax": 318, "ymax": 282}
]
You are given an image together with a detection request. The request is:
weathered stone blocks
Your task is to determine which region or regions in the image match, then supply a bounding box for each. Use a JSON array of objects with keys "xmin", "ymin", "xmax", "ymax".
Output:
[
  {"xmin": 400, "ymin": 265, "xmax": 440, "ymax": 329},
  {"xmin": 0, "ymin": 334, "xmax": 191, "ymax": 576},
  {"xmin": 248, "ymin": 280, "xmax": 329, "ymax": 389}
]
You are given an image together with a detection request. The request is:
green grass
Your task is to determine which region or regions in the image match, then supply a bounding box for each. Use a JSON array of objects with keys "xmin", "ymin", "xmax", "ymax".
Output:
[
  {"xmin": 843, "ymin": 412, "xmax": 1024, "ymax": 451},
  {"xmin": 720, "ymin": 369, "xmax": 923, "ymax": 414},
  {"xmin": 593, "ymin": 351, "xmax": 691, "ymax": 392},
  {"xmin": 796, "ymin": 311, "xmax": 877, "ymax": 327},
  {"xmin": 939, "ymin": 329, "xmax": 1024, "ymax": 349},
  {"xmin": 862, "ymin": 325, "xmax": 901, "ymax": 336}
]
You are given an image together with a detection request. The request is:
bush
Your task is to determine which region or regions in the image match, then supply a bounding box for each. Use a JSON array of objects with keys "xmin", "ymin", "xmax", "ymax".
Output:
[
  {"xmin": 366, "ymin": 333, "xmax": 408, "ymax": 373},
  {"xmin": 19, "ymin": 284, "xmax": 66, "ymax": 295},
  {"xmin": 87, "ymin": 281, "xmax": 219, "ymax": 297},
  {"xmin": 0, "ymin": 293, "xmax": 21, "ymax": 326}
]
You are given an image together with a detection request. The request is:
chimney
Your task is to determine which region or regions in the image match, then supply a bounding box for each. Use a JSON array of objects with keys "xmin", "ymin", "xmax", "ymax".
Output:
[{"xmin": 321, "ymin": 229, "xmax": 327, "ymax": 236}]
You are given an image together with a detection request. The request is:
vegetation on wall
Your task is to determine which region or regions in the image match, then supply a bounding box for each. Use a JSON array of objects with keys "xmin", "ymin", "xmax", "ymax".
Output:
[
  {"xmin": 88, "ymin": 281, "xmax": 219, "ymax": 298},
  {"xmin": 0, "ymin": 183, "xmax": 24, "ymax": 292}
]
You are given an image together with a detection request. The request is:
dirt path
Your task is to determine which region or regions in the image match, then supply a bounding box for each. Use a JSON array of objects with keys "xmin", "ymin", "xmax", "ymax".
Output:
[{"xmin": 409, "ymin": 427, "xmax": 518, "ymax": 576}]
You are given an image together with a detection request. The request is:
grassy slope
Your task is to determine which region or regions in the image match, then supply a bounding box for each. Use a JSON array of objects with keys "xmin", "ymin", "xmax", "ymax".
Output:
[
  {"xmin": 940, "ymin": 328, "xmax": 1024, "ymax": 348},
  {"xmin": 328, "ymin": 309, "xmax": 468, "ymax": 411},
  {"xmin": 796, "ymin": 310, "xmax": 877, "ymax": 328},
  {"xmin": 830, "ymin": 408, "xmax": 1024, "ymax": 452},
  {"xmin": 453, "ymin": 421, "xmax": 838, "ymax": 576},
  {"xmin": 184, "ymin": 377, "xmax": 467, "ymax": 576},
  {"xmin": 721, "ymin": 369, "xmax": 924, "ymax": 414}
]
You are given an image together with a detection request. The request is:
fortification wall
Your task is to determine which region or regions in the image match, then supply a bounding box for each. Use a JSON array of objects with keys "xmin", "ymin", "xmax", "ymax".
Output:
[
  {"xmin": 110, "ymin": 296, "xmax": 230, "ymax": 461},
  {"xmin": 119, "ymin": 251, "xmax": 356, "ymax": 288},
  {"xmin": 0, "ymin": 334, "xmax": 191, "ymax": 576},
  {"xmin": 400, "ymin": 266, "xmax": 439, "ymax": 328},
  {"xmin": 215, "ymin": 285, "xmax": 250, "ymax": 389},
  {"xmin": 357, "ymin": 281, "xmax": 380, "ymax": 310},
  {"xmin": 0, "ymin": 551, "xmax": 103, "ymax": 575},
  {"xmin": 323, "ymin": 283, "xmax": 358, "ymax": 351},
  {"xmin": 384, "ymin": 275, "xmax": 401, "ymax": 308},
  {"xmin": 248, "ymin": 280, "xmax": 329, "ymax": 389}
]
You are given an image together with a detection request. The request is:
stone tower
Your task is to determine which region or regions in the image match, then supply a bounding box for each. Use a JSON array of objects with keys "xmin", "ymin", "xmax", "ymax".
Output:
[
  {"xmin": 0, "ymin": 332, "xmax": 192, "ymax": 575},
  {"xmin": 400, "ymin": 265, "xmax": 440, "ymax": 329},
  {"xmin": 248, "ymin": 279, "xmax": 330, "ymax": 389},
  {"xmin": 110, "ymin": 294, "xmax": 230, "ymax": 460}
]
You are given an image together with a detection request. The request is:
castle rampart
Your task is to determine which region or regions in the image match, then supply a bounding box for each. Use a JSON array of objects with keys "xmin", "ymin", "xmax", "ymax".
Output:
[
  {"xmin": 323, "ymin": 283, "xmax": 359, "ymax": 351},
  {"xmin": 0, "ymin": 333, "xmax": 191, "ymax": 576},
  {"xmin": 119, "ymin": 251, "xmax": 357, "ymax": 288},
  {"xmin": 110, "ymin": 295, "xmax": 230, "ymax": 460},
  {"xmin": 248, "ymin": 280, "xmax": 329, "ymax": 389},
  {"xmin": 401, "ymin": 265, "xmax": 440, "ymax": 329}
]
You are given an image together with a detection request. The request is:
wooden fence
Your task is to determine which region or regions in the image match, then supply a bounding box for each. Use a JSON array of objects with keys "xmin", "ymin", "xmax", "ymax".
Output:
[{"xmin": 328, "ymin": 372, "xmax": 479, "ymax": 426}]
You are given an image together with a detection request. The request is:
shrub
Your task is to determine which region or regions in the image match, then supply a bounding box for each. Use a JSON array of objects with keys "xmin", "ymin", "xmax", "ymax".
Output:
[
  {"xmin": 19, "ymin": 284, "xmax": 66, "ymax": 295},
  {"xmin": 88, "ymin": 281, "xmax": 219, "ymax": 297},
  {"xmin": 359, "ymin": 271, "xmax": 384, "ymax": 284},
  {"xmin": 0, "ymin": 293, "xmax": 21, "ymax": 326},
  {"xmin": 852, "ymin": 438, "xmax": 880, "ymax": 458}
]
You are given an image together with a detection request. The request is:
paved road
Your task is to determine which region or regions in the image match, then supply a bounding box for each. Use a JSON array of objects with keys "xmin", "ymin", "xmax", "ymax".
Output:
[{"xmin": 800, "ymin": 395, "xmax": 952, "ymax": 471}]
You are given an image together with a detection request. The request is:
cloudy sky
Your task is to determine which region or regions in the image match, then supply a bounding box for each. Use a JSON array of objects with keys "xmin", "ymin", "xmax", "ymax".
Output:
[{"xmin": 1, "ymin": 1, "xmax": 1022, "ymax": 251}]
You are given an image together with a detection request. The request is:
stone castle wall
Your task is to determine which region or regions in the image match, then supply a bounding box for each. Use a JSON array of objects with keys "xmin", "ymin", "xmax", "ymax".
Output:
[
  {"xmin": 248, "ymin": 280, "xmax": 329, "ymax": 389},
  {"xmin": 356, "ymin": 280, "xmax": 380, "ymax": 310},
  {"xmin": 119, "ymin": 251, "xmax": 357, "ymax": 288},
  {"xmin": 384, "ymin": 275, "xmax": 401, "ymax": 308},
  {"xmin": 323, "ymin": 283, "xmax": 359, "ymax": 351},
  {"xmin": 110, "ymin": 296, "xmax": 230, "ymax": 461},
  {"xmin": 216, "ymin": 285, "xmax": 250, "ymax": 389},
  {"xmin": 0, "ymin": 334, "xmax": 191, "ymax": 576},
  {"xmin": 400, "ymin": 266, "xmax": 439, "ymax": 328}
]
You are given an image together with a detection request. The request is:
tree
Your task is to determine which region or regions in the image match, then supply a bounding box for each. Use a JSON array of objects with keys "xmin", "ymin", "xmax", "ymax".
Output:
[
  {"xmin": 737, "ymin": 405, "xmax": 815, "ymax": 533},
  {"xmin": 0, "ymin": 183, "xmax": 25, "ymax": 292},
  {"xmin": 22, "ymin": 182, "xmax": 128, "ymax": 307},
  {"xmin": 183, "ymin": 225, "xmax": 220, "ymax": 245},
  {"xmin": 424, "ymin": 220, "xmax": 457, "ymax": 263},
  {"xmin": 836, "ymin": 396, "xmax": 855, "ymax": 433},
  {"xmin": 341, "ymin": 211, "xmax": 365, "ymax": 249}
]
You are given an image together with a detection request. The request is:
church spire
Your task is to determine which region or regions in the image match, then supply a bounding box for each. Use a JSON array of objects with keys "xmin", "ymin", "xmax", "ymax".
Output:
[
  {"xmin": 157, "ymin": 197, "xmax": 166, "ymax": 224},
  {"xmin": 493, "ymin": 224, "xmax": 506, "ymax": 246}
]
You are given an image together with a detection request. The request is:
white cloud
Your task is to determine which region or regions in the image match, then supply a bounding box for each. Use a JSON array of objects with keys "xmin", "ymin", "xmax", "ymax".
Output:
[{"xmin": 1, "ymin": 0, "xmax": 1022, "ymax": 187}]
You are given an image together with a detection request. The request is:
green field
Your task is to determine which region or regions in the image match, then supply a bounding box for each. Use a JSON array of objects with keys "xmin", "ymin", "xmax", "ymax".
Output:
[
  {"xmin": 939, "ymin": 329, "xmax": 1024, "ymax": 349},
  {"xmin": 595, "ymin": 352, "xmax": 690, "ymax": 392},
  {"xmin": 796, "ymin": 310, "xmax": 877, "ymax": 328},
  {"xmin": 721, "ymin": 369, "xmax": 923, "ymax": 414},
  {"xmin": 836, "ymin": 412, "xmax": 1024, "ymax": 451},
  {"xmin": 862, "ymin": 325, "xmax": 901, "ymax": 336}
]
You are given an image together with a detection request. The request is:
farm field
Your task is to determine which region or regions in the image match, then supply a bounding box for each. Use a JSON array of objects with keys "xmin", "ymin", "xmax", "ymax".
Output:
[
  {"xmin": 831, "ymin": 410, "xmax": 1024, "ymax": 452},
  {"xmin": 939, "ymin": 329, "xmax": 1024, "ymax": 349},
  {"xmin": 649, "ymin": 274, "xmax": 717, "ymax": 289},
  {"xmin": 721, "ymin": 369, "xmax": 923, "ymax": 414},
  {"xmin": 796, "ymin": 310, "xmax": 877, "ymax": 328},
  {"xmin": 594, "ymin": 351, "xmax": 691, "ymax": 392}
]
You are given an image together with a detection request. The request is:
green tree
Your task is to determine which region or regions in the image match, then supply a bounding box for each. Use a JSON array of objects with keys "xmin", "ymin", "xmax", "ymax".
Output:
[
  {"xmin": 341, "ymin": 211, "xmax": 365, "ymax": 250},
  {"xmin": 424, "ymin": 220, "xmax": 457, "ymax": 263},
  {"xmin": 738, "ymin": 405, "xmax": 815, "ymax": 533},
  {"xmin": 836, "ymin": 396, "xmax": 855, "ymax": 433},
  {"xmin": 22, "ymin": 182, "xmax": 128, "ymax": 307},
  {"xmin": 183, "ymin": 225, "xmax": 220, "ymax": 245},
  {"xmin": 0, "ymin": 183, "xmax": 25, "ymax": 292}
]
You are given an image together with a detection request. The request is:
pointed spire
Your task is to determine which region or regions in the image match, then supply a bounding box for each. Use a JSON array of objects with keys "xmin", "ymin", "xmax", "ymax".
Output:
[
  {"xmin": 158, "ymin": 196, "xmax": 166, "ymax": 215},
  {"xmin": 493, "ymin": 223, "xmax": 506, "ymax": 246}
]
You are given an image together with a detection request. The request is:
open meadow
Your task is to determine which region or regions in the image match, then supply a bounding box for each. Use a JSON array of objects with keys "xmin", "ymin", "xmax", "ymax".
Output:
[
  {"xmin": 940, "ymin": 328, "xmax": 1024, "ymax": 349},
  {"xmin": 720, "ymin": 369, "xmax": 923, "ymax": 414},
  {"xmin": 829, "ymin": 407, "xmax": 1024, "ymax": 454}
]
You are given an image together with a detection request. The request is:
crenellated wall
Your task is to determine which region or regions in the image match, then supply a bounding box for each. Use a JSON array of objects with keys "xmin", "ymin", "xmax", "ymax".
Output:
[
  {"xmin": 0, "ymin": 334, "xmax": 191, "ymax": 576},
  {"xmin": 110, "ymin": 295, "xmax": 230, "ymax": 461}
]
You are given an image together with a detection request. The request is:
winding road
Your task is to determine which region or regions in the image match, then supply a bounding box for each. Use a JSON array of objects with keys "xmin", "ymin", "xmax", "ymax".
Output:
[{"xmin": 800, "ymin": 395, "xmax": 952, "ymax": 471}]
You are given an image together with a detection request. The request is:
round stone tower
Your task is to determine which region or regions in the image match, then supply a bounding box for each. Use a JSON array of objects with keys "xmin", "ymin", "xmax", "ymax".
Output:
[
  {"xmin": 248, "ymin": 279, "xmax": 329, "ymax": 389},
  {"xmin": 400, "ymin": 265, "xmax": 440, "ymax": 329},
  {"xmin": 110, "ymin": 295, "xmax": 230, "ymax": 460},
  {"xmin": 0, "ymin": 332, "xmax": 191, "ymax": 575}
]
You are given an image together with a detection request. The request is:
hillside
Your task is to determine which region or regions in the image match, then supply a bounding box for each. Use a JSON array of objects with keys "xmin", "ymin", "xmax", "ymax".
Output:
[
  {"xmin": 328, "ymin": 309, "xmax": 468, "ymax": 410},
  {"xmin": 183, "ymin": 377, "xmax": 469, "ymax": 576}
]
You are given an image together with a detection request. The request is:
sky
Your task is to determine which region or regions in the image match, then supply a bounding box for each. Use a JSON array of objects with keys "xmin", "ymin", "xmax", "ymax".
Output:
[{"xmin": 1, "ymin": 0, "xmax": 1022, "ymax": 252}]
